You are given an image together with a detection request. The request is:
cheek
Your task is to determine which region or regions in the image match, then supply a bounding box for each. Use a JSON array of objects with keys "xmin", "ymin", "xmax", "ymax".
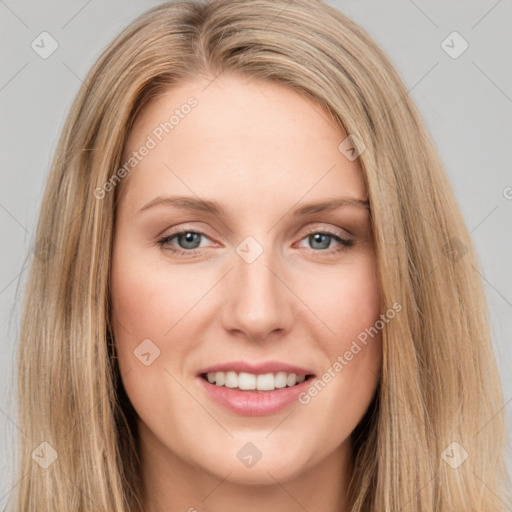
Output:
[
  {"xmin": 304, "ymin": 251, "xmax": 381, "ymax": 350},
  {"xmin": 110, "ymin": 246, "xmax": 203, "ymax": 347},
  {"xmin": 297, "ymin": 252, "xmax": 382, "ymax": 423},
  {"xmin": 110, "ymin": 244, "xmax": 177, "ymax": 390},
  {"xmin": 109, "ymin": 246, "xmax": 199, "ymax": 435}
]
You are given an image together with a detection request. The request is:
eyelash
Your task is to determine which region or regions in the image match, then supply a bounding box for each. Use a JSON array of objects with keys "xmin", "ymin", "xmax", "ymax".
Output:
[{"xmin": 156, "ymin": 226, "xmax": 354, "ymax": 257}]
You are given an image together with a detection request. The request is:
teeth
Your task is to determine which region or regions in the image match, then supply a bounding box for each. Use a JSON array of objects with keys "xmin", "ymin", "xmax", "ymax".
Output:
[
  {"xmin": 204, "ymin": 371, "xmax": 309, "ymax": 390},
  {"xmin": 238, "ymin": 372, "xmax": 256, "ymax": 390},
  {"xmin": 275, "ymin": 372, "xmax": 287, "ymax": 388},
  {"xmin": 257, "ymin": 373, "xmax": 275, "ymax": 390},
  {"xmin": 225, "ymin": 371, "xmax": 238, "ymax": 388}
]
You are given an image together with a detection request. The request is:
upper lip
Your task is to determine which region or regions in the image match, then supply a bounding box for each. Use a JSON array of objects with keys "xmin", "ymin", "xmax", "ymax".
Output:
[{"xmin": 198, "ymin": 360, "xmax": 315, "ymax": 376}]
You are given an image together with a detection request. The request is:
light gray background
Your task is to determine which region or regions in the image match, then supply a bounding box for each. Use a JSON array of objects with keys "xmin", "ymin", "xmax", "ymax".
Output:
[{"xmin": 1, "ymin": 0, "xmax": 511, "ymax": 504}]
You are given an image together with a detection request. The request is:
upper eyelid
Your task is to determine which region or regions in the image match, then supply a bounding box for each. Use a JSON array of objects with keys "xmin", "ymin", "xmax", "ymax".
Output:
[
  {"xmin": 301, "ymin": 224, "xmax": 352, "ymax": 238},
  {"xmin": 160, "ymin": 224, "xmax": 352, "ymax": 246},
  {"xmin": 159, "ymin": 225, "xmax": 217, "ymax": 244}
]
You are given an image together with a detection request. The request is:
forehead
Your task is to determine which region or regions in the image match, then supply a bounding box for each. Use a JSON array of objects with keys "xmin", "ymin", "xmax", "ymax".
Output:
[{"xmin": 120, "ymin": 73, "xmax": 367, "ymax": 214}]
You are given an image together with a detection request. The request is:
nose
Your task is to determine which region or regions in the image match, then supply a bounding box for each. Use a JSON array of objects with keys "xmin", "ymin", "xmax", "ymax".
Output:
[{"xmin": 221, "ymin": 244, "xmax": 295, "ymax": 343}]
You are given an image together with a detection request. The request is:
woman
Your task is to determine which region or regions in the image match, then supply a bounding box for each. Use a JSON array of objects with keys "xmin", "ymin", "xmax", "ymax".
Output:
[{"xmin": 8, "ymin": 0, "xmax": 510, "ymax": 510}]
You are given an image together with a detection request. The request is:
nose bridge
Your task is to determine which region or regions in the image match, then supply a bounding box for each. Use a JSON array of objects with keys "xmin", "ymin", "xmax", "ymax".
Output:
[{"xmin": 222, "ymin": 236, "xmax": 292, "ymax": 340}]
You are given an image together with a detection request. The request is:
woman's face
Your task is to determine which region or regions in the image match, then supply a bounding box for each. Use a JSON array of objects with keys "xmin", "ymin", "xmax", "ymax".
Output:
[{"xmin": 111, "ymin": 73, "xmax": 382, "ymax": 487}]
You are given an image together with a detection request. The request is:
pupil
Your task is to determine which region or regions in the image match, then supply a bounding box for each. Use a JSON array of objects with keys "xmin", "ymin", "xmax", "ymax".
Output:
[
  {"xmin": 311, "ymin": 233, "xmax": 329, "ymax": 249},
  {"xmin": 180, "ymin": 232, "xmax": 200, "ymax": 249}
]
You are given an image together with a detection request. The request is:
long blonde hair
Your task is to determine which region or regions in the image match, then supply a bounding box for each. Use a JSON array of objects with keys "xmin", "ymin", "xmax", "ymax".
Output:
[{"xmin": 8, "ymin": 0, "xmax": 510, "ymax": 510}]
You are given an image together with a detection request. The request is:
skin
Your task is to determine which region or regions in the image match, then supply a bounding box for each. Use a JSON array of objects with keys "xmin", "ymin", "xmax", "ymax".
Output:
[{"xmin": 110, "ymin": 73, "xmax": 382, "ymax": 512}]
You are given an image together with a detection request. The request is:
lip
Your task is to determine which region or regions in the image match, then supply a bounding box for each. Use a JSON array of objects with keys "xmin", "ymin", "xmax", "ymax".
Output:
[
  {"xmin": 197, "ymin": 374, "xmax": 315, "ymax": 416},
  {"xmin": 196, "ymin": 360, "xmax": 316, "ymax": 417},
  {"xmin": 197, "ymin": 360, "xmax": 314, "ymax": 376}
]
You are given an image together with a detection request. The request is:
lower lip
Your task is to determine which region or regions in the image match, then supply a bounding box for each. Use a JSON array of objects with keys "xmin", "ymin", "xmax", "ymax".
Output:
[{"xmin": 197, "ymin": 376, "xmax": 314, "ymax": 416}]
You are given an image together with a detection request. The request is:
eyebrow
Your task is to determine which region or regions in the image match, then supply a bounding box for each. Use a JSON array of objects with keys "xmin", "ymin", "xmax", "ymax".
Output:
[{"xmin": 138, "ymin": 195, "xmax": 370, "ymax": 217}]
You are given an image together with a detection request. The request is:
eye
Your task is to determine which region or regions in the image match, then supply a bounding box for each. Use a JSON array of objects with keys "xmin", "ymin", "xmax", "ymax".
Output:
[
  {"xmin": 157, "ymin": 229, "xmax": 214, "ymax": 256},
  {"xmin": 156, "ymin": 226, "xmax": 354, "ymax": 257},
  {"xmin": 296, "ymin": 229, "xmax": 354, "ymax": 255}
]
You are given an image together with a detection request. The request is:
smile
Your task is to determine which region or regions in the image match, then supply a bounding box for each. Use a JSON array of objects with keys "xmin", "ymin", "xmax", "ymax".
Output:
[
  {"xmin": 200, "ymin": 371, "xmax": 312, "ymax": 391},
  {"xmin": 196, "ymin": 362, "xmax": 316, "ymax": 415}
]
